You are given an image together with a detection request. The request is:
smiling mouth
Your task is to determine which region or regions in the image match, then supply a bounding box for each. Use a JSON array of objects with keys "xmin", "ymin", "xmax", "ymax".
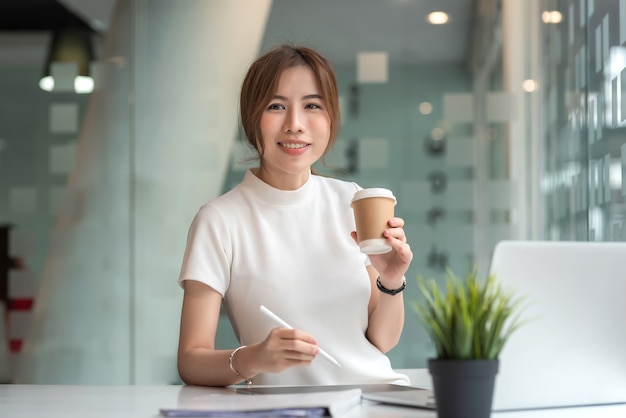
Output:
[{"xmin": 279, "ymin": 142, "xmax": 309, "ymax": 149}]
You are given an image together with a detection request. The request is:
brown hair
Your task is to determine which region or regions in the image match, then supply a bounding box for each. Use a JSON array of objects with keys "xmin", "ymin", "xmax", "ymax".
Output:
[{"xmin": 239, "ymin": 44, "xmax": 340, "ymax": 164}]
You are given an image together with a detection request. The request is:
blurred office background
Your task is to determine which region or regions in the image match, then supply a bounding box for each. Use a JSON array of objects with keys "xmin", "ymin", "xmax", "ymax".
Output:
[{"xmin": 0, "ymin": 0, "xmax": 623, "ymax": 384}]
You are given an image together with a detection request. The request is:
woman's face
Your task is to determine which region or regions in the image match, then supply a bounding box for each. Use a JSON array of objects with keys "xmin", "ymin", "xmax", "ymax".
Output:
[{"xmin": 258, "ymin": 65, "xmax": 331, "ymax": 188}]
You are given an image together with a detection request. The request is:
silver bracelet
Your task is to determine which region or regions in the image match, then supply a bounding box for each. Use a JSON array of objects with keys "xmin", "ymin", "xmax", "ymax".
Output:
[{"xmin": 229, "ymin": 346, "xmax": 253, "ymax": 385}]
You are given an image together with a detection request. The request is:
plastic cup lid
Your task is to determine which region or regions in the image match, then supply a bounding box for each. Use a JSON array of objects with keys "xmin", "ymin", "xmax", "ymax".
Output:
[{"xmin": 351, "ymin": 188, "xmax": 397, "ymax": 206}]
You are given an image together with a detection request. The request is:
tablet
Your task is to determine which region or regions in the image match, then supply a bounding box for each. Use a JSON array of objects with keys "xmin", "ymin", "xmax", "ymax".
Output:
[{"xmin": 235, "ymin": 383, "xmax": 417, "ymax": 395}]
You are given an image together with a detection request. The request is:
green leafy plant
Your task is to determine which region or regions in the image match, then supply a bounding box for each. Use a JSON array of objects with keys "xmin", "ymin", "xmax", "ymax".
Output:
[{"xmin": 412, "ymin": 268, "xmax": 528, "ymax": 360}]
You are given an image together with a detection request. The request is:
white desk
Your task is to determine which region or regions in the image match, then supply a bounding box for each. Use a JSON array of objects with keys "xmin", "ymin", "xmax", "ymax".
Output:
[{"xmin": 1, "ymin": 384, "xmax": 625, "ymax": 418}]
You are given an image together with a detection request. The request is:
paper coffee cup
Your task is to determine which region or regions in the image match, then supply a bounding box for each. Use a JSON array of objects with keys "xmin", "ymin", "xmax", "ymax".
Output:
[{"xmin": 350, "ymin": 188, "xmax": 397, "ymax": 255}]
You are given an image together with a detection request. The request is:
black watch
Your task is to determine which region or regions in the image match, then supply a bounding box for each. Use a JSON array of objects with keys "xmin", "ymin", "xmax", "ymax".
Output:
[{"xmin": 376, "ymin": 277, "xmax": 406, "ymax": 296}]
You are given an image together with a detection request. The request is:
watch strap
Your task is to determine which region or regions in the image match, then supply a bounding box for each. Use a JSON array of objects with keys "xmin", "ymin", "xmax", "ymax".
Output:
[{"xmin": 376, "ymin": 276, "xmax": 406, "ymax": 296}]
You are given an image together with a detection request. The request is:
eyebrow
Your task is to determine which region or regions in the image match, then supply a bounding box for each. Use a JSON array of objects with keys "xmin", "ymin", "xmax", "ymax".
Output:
[{"xmin": 273, "ymin": 94, "xmax": 323, "ymax": 101}]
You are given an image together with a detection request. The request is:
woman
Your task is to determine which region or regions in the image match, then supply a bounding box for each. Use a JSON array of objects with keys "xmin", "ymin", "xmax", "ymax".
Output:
[{"xmin": 177, "ymin": 44, "xmax": 413, "ymax": 387}]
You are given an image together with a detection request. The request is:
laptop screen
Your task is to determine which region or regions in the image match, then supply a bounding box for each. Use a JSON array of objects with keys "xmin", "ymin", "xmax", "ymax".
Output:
[{"xmin": 489, "ymin": 241, "xmax": 626, "ymax": 411}]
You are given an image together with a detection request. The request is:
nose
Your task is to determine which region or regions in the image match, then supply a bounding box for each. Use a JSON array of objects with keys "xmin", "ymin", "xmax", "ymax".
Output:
[{"xmin": 283, "ymin": 108, "xmax": 305, "ymax": 133}]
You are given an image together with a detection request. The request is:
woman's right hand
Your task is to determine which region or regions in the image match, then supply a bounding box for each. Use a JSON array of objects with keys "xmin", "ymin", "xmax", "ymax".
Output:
[{"xmin": 250, "ymin": 327, "xmax": 320, "ymax": 373}]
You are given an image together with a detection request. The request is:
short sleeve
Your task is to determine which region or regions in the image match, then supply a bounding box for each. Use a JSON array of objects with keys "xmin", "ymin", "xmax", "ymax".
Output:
[{"xmin": 177, "ymin": 203, "xmax": 232, "ymax": 296}]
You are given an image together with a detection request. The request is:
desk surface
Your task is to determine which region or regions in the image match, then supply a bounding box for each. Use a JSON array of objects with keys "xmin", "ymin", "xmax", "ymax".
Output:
[{"xmin": 1, "ymin": 384, "xmax": 626, "ymax": 418}]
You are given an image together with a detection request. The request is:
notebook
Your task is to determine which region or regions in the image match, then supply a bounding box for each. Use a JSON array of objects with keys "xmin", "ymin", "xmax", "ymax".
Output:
[{"xmin": 489, "ymin": 240, "xmax": 626, "ymax": 411}]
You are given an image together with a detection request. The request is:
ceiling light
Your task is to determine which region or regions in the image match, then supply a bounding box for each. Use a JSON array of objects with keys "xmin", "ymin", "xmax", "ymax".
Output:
[
  {"xmin": 522, "ymin": 79, "xmax": 539, "ymax": 92},
  {"xmin": 39, "ymin": 76, "xmax": 55, "ymax": 92},
  {"xmin": 74, "ymin": 76, "xmax": 95, "ymax": 94},
  {"xmin": 541, "ymin": 11, "xmax": 562, "ymax": 24},
  {"xmin": 419, "ymin": 102, "xmax": 433, "ymax": 115},
  {"xmin": 40, "ymin": 26, "xmax": 95, "ymax": 94},
  {"xmin": 430, "ymin": 128, "xmax": 445, "ymax": 141},
  {"xmin": 427, "ymin": 11, "xmax": 449, "ymax": 25}
]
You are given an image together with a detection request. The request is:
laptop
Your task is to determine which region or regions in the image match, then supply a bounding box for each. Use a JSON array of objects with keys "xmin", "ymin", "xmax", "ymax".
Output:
[
  {"xmin": 361, "ymin": 388, "xmax": 436, "ymax": 409},
  {"xmin": 489, "ymin": 240, "xmax": 626, "ymax": 411},
  {"xmin": 362, "ymin": 240, "xmax": 626, "ymax": 412}
]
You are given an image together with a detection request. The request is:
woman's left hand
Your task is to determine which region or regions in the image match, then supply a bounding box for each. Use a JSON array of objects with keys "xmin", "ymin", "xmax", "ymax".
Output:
[{"xmin": 351, "ymin": 217, "xmax": 413, "ymax": 283}]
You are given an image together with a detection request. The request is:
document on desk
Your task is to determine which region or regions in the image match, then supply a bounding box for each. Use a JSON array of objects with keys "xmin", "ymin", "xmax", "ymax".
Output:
[{"xmin": 159, "ymin": 388, "xmax": 362, "ymax": 417}]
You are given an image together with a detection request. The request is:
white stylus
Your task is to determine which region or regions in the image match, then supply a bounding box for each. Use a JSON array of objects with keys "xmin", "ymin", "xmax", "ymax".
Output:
[{"xmin": 259, "ymin": 305, "xmax": 342, "ymax": 368}]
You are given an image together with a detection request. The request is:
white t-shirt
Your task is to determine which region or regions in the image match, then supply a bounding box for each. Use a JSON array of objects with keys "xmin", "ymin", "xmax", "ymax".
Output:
[{"xmin": 178, "ymin": 169, "xmax": 410, "ymax": 385}]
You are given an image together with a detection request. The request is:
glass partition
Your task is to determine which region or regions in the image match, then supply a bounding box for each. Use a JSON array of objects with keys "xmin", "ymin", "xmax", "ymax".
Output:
[
  {"xmin": 0, "ymin": 1, "xmax": 134, "ymax": 384},
  {"xmin": 540, "ymin": 0, "xmax": 626, "ymax": 242},
  {"xmin": 0, "ymin": 0, "xmax": 519, "ymax": 383}
]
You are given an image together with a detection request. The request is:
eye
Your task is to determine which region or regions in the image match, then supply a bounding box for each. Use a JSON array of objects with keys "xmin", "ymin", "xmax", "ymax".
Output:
[
  {"xmin": 305, "ymin": 103, "xmax": 322, "ymax": 110},
  {"xmin": 267, "ymin": 103, "xmax": 285, "ymax": 111}
]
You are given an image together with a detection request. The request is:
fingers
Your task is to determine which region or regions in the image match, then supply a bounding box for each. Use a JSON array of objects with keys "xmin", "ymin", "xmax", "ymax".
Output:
[
  {"xmin": 352, "ymin": 218, "xmax": 406, "ymax": 244},
  {"xmin": 263, "ymin": 328, "xmax": 320, "ymax": 370},
  {"xmin": 354, "ymin": 216, "xmax": 413, "ymax": 273},
  {"xmin": 387, "ymin": 217, "xmax": 405, "ymax": 228},
  {"xmin": 277, "ymin": 328, "xmax": 319, "ymax": 357},
  {"xmin": 384, "ymin": 234, "xmax": 412, "ymax": 261},
  {"xmin": 381, "ymin": 217, "xmax": 413, "ymax": 262},
  {"xmin": 384, "ymin": 217, "xmax": 407, "ymax": 243}
]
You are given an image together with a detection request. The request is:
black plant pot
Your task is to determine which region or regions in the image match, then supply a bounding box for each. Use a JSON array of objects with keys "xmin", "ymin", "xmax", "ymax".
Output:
[{"xmin": 428, "ymin": 358, "xmax": 499, "ymax": 418}]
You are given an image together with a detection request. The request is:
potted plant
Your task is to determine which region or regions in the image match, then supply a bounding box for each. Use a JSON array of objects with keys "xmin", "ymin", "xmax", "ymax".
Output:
[{"xmin": 412, "ymin": 268, "xmax": 528, "ymax": 418}]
